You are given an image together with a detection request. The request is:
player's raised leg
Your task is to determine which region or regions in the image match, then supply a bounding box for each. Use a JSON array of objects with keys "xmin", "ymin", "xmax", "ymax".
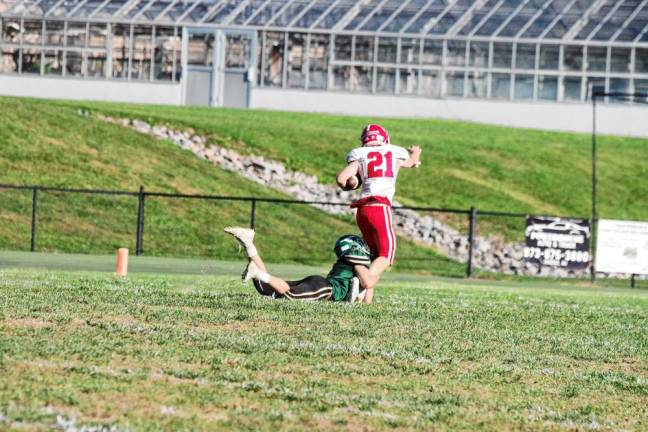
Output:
[{"xmin": 224, "ymin": 226, "xmax": 290, "ymax": 294}]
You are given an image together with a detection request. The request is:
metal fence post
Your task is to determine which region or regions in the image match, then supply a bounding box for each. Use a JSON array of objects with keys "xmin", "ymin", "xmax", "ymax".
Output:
[
  {"xmin": 466, "ymin": 206, "xmax": 477, "ymax": 278},
  {"xmin": 30, "ymin": 187, "xmax": 38, "ymax": 252},
  {"xmin": 249, "ymin": 199, "xmax": 256, "ymax": 229},
  {"xmin": 136, "ymin": 185, "xmax": 145, "ymax": 256}
]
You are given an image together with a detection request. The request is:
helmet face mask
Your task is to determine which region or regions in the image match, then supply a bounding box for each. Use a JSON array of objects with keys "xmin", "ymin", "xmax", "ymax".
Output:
[
  {"xmin": 360, "ymin": 124, "xmax": 390, "ymax": 147},
  {"xmin": 334, "ymin": 235, "xmax": 372, "ymax": 265}
]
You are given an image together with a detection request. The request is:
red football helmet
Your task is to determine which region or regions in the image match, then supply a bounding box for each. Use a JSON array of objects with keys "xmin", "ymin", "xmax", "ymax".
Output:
[{"xmin": 360, "ymin": 124, "xmax": 390, "ymax": 146}]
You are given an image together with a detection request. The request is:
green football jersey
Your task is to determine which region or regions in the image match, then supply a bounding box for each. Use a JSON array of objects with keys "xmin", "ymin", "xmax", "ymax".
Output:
[{"xmin": 326, "ymin": 261, "xmax": 355, "ymax": 302}]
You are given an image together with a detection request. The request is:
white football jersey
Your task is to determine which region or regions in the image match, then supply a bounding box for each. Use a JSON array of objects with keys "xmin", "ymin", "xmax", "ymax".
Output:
[{"xmin": 346, "ymin": 144, "xmax": 410, "ymax": 204}]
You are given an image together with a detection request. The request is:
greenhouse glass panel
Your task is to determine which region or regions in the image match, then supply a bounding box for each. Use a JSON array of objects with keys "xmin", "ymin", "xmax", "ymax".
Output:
[
  {"xmin": 521, "ymin": 0, "xmax": 565, "ymax": 38},
  {"xmin": 475, "ymin": 0, "xmax": 517, "ymax": 36},
  {"xmin": 112, "ymin": 24, "xmax": 130, "ymax": 79},
  {"xmin": 334, "ymin": 35, "xmax": 352, "ymax": 61},
  {"xmin": 491, "ymin": 73, "xmax": 511, "ymax": 99},
  {"xmin": 333, "ymin": 65, "xmax": 373, "ymax": 92},
  {"xmin": 467, "ymin": 72, "xmax": 487, "ymax": 98},
  {"xmin": 154, "ymin": 27, "xmax": 178, "ymax": 81},
  {"xmin": 421, "ymin": 69, "xmax": 440, "ymax": 97},
  {"xmin": 376, "ymin": 67, "xmax": 396, "ymax": 94},
  {"xmin": 295, "ymin": 0, "xmax": 336, "ymax": 28},
  {"xmin": 610, "ymin": 48, "xmax": 631, "ymax": 73},
  {"xmin": 635, "ymin": 80, "xmax": 648, "ymax": 100},
  {"xmin": 586, "ymin": 46, "xmax": 607, "ymax": 72},
  {"xmin": 0, "ymin": 48, "xmax": 19, "ymax": 73},
  {"xmin": 95, "ymin": 0, "xmax": 129, "ymax": 19},
  {"xmin": 421, "ymin": 39, "xmax": 442, "ymax": 65},
  {"xmin": 469, "ymin": 42, "xmax": 488, "ymax": 68},
  {"xmin": 446, "ymin": 72, "xmax": 465, "ymax": 96},
  {"xmin": 515, "ymin": 44, "xmax": 535, "ymax": 70},
  {"xmin": 271, "ymin": 0, "xmax": 312, "ymax": 27},
  {"xmin": 446, "ymin": 40, "xmax": 466, "ymax": 67},
  {"xmin": 23, "ymin": 20, "xmax": 42, "ymax": 45},
  {"xmin": 226, "ymin": 34, "xmax": 251, "ymax": 69},
  {"xmin": 354, "ymin": 36, "xmax": 374, "ymax": 62},
  {"xmin": 539, "ymin": 45, "xmax": 559, "ymax": 70},
  {"xmin": 635, "ymin": 48, "xmax": 648, "ymax": 73},
  {"xmin": 615, "ymin": 8, "xmax": 648, "ymax": 42},
  {"xmin": 44, "ymin": 21, "xmax": 64, "ymax": 46},
  {"xmin": 563, "ymin": 76, "xmax": 582, "ymax": 101},
  {"xmin": 492, "ymin": 42, "xmax": 512, "ymax": 68},
  {"xmin": 22, "ymin": 49, "xmax": 41, "ymax": 74},
  {"xmin": 188, "ymin": 32, "xmax": 214, "ymax": 66},
  {"xmin": 130, "ymin": 26, "xmax": 153, "ymax": 81},
  {"xmin": 591, "ymin": 0, "xmax": 638, "ymax": 41},
  {"xmin": 538, "ymin": 75, "xmax": 558, "ymax": 101},
  {"xmin": 264, "ymin": 32, "xmax": 284, "ymax": 88},
  {"xmin": 382, "ymin": 0, "xmax": 421, "ymax": 33},
  {"xmin": 2, "ymin": 20, "xmax": 20, "ymax": 44},
  {"xmin": 563, "ymin": 46, "xmax": 583, "ymax": 72},
  {"xmin": 586, "ymin": 76, "xmax": 606, "ymax": 98},
  {"xmin": 514, "ymin": 74, "xmax": 534, "ymax": 100},
  {"xmin": 574, "ymin": 2, "xmax": 616, "ymax": 40},
  {"xmin": 67, "ymin": 22, "xmax": 87, "ymax": 48},
  {"xmin": 87, "ymin": 51, "xmax": 106, "ymax": 78},
  {"xmin": 308, "ymin": 34, "xmax": 329, "ymax": 90},
  {"xmin": 315, "ymin": 2, "xmax": 354, "ymax": 29},
  {"xmin": 609, "ymin": 78, "xmax": 630, "ymax": 95},
  {"xmin": 400, "ymin": 38, "xmax": 420, "ymax": 64},
  {"xmin": 361, "ymin": 1, "xmax": 401, "ymax": 32},
  {"xmin": 377, "ymin": 37, "xmax": 397, "ymax": 63},
  {"xmin": 287, "ymin": 33, "xmax": 306, "ymax": 89},
  {"xmin": 399, "ymin": 68, "xmax": 418, "ymax": 95},
  {"xmin": 65, "ymin": 50, "xmax": 83, "ymax": 77},
  {"xmin": 89, "ymin": 24, "xmax": 107, "ymax": 48},
  {"xmin": 345, "ymin": 0, "xmax": 383, "ymax": 31},
  {"xmin": 43, "ymin": 49, "xmax": 62, "ymax": 75}
]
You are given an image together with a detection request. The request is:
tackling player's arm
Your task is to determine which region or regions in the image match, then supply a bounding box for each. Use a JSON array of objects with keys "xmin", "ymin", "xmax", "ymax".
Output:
[
  {"xmin": 398, "ymin": 145, "xmax": 422, "ymax": 169},
  {"xmin": 353, "ymin": 264, "xmax": 380, "ymax": 304},
  {"xmin": 336, "ymin": 160, "xmax": 360, "ymax": 189}
]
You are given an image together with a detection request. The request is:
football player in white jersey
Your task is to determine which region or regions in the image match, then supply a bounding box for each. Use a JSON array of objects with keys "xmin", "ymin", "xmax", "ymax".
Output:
[{"xmin": 336, "ymin": 124, "xmax": 422, "ymax": 302}]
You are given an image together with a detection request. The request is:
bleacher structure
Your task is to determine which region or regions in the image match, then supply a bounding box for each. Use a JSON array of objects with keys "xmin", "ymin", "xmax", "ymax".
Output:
[{"xmin": 0, "ymin": 0, "xmax": 647, "ymax": 115}]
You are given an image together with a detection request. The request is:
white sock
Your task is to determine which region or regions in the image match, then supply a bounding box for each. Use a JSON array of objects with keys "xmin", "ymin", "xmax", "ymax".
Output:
[
  {"xmin": 245, "ymin": 243, "xmax": 258, "ymax": 258},
  {"xmin": 257, "ymin": 271, "xmax": 270, "ymax": 283}
]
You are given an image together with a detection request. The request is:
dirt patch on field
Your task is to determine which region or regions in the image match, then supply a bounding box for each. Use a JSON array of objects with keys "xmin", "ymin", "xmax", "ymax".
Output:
[{"xmin": 3, "ymin": 317, "xmax": 52, "ymax": 329}]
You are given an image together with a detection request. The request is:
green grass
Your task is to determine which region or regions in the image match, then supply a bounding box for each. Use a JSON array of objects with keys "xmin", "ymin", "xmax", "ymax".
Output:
[
  {"xmin": 61, "ymin": 98, "xmax": 648, "ymax": 239},
  {"xmin": 0, "ymin": 96, "xmax": 463, "ymax": 276},
  {"xmin": 1, "ymin": 268, "xmax": 646, "ymax": 430}
]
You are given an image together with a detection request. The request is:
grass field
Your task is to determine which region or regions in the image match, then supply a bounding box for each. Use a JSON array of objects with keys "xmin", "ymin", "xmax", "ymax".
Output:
[
  {"xmin": 0, "ymin": 96, "xmax": 462, "ymax": 275},
  {"xmin": 66, "ymin": 99, "xmax": 648, "ymax": 231},
  {"xmin": 1, "ymin": 263, "xmax": 646, "ymax": 431}
]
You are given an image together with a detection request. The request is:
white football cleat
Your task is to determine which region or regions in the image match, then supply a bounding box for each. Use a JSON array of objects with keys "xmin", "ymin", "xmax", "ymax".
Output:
[
  {"xmin": 349, "ymin": 277, "xmax": 360, "ymax": 302},
  {"xmin": 224, "ymin": 226, "xmax": 255, "ymax": 247},
  {"xmin": 242, "ymin": 260, "xmax": 263, "ymax": 283}
]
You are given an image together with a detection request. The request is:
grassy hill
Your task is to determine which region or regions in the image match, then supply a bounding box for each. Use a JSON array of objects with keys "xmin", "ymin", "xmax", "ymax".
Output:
[
  {"xmin": 0, "ymin": 97, "xmax": 462, "ymax": 275},
  {"xmin": 64, "ymin": 99, "xmax": 648, "ymax": 231}
]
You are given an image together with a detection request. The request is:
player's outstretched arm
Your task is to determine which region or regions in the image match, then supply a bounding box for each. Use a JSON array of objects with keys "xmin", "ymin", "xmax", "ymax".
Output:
[
  {"xmin": 336, "ymin": 161, "xmax": 359, "ymax": 189},
  {"xmin": 399, "ymin": 146, "xmax": 422, "ymax": 169}
]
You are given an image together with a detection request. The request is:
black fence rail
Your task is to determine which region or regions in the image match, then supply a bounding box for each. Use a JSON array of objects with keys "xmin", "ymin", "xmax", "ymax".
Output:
[{"xmin": 0, "ymin": 182, "xmax": 580, "ymax": 278}]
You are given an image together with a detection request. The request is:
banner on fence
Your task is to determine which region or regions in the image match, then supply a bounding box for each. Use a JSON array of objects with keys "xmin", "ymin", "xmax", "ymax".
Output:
[
  {"xmin": 523, "ymin": 216, "xmax": 590, "ymax": 269},
  {"xmin": 595, "ymin": 219, "xmax": 648, "ymax": 275}
]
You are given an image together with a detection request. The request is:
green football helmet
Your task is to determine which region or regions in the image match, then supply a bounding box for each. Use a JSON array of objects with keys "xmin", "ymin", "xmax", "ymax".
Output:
[{"xmin": 334, "ymin": 234, "xmax": 371, "ymax": 266}]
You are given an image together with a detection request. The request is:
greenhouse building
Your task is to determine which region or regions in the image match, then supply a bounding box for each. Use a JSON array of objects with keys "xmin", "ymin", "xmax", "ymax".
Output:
[{"xmin": 1, "ymin": 0, "xmax": 647, "ymax": 135}]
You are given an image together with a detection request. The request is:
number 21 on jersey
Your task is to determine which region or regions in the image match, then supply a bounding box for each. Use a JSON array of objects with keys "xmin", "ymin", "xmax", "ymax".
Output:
[{"xmin": 367, "ymin": 151, "xmax": 394, "ymax": 178}]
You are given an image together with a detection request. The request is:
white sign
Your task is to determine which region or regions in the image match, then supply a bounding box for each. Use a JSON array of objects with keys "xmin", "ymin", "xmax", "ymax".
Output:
[{"xmin": 596, "ymin": 219, "xmax": 648, "ymax": 275}]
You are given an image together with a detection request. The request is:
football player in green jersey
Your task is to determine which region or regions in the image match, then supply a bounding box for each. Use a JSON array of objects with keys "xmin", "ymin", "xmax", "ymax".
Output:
[{"xmin": 224, "ymin": 227, "xmax": 372, "ymax": 303}]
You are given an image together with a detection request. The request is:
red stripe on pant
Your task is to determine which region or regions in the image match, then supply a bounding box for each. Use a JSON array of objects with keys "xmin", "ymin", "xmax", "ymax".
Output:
[{"xmin": 355, "ymin": 204, "xmax": 396, "ymax": 265}]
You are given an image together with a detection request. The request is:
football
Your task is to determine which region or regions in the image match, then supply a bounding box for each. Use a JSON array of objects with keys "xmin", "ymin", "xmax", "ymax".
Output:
[{"xmin": 343, "ymin": 174, "xmax": 362, "ymax": 191}]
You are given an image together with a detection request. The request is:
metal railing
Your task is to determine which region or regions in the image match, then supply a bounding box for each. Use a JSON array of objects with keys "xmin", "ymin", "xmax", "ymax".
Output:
[{"xmin": 0, "ymin": 182, "xmax": 584, "ymax": 278}]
